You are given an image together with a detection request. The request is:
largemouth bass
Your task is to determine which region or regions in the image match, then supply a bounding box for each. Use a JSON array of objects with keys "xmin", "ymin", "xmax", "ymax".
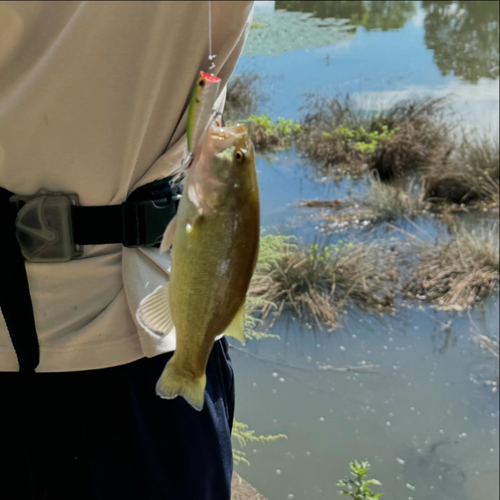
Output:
[{"xmin": 137, "ymin": 124, "xmax": 259, "ymax": 411}]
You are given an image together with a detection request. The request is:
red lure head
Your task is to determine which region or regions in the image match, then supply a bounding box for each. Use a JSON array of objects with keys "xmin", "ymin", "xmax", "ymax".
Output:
[{"xmin": 200, "ymin": 71, "xmax": 221, "ymax": 84}]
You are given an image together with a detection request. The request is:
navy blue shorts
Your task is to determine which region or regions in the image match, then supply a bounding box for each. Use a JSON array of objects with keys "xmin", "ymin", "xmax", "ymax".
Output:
[{"xmin": 0, "ymin": 338, "xmax": 235, "ymax": 500}]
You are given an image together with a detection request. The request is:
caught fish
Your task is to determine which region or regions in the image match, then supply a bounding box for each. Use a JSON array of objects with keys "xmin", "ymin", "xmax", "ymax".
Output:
[
  {"xmin": 137, "ymin": 123, "xmax": 259, "ymax": 411},
  {"xmin": 187, "ymin": 71, "xmax": 221, "ymax": 156}
]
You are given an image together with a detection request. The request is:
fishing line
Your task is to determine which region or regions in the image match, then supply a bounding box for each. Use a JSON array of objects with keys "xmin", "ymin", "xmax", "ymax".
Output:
[{"xmin": 208, "ymin": 0, "xmax": 216, "ymax": 72}]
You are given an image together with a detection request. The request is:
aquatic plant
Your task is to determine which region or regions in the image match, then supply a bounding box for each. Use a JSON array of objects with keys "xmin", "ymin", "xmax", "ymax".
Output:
[
  {"xmin": 242, "ymin": 114, "xmax": 302, "ymax": 150},
  {"xmin": 296, "ymin": 95, "xmax": 370, "ymax": 177},
  {"xmin": 337, "ymin": 460, "xmax": 383, "ymax": 500},
  {"xmin": 249, "ymin": 235, "xmax": 399, "ymax": 329},
  {"xmin": 232, "ymin": 420, "xmax": 287, "ymax": 466},
  {"xmin": 297, "ymin": 95, "xmax": 452, "ymax": 180},
  {"xmin": 403, "ymin": 226, "xmax": 499, "ymax": 309},
  {"xmin": 225, "ymin": 72, "xmax": 262, "ymax": 121}
]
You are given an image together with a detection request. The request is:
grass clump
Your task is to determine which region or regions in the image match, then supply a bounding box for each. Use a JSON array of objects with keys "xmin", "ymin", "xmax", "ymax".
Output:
[
  {"xmin": 243, "ymin": 114, "xmax": 302, "ymax": 150},
  {"xmin": 225, "ymin": 72, "xmax": 261, "ymax": 122},
  {"xmin": 297, "ymin": 95, "xmax": 452, "ymax": 180},
  {"xmin": 403, "ymin": 227, "xmax": 499, "ymax": 309},
  {"xmin": 319, "ymin": 177, "xmax": 427, "ymax": 229},
  {"xmin": 337, "ymin": 460, "xmax": 383, "ymax": 500},
  {"xmin": 424, "ymin": 134, "xmax": 499, "ymax": 207},
  {"xmin": 369, "ymin": 96, "xmax": 452, "ymax": 180},
  {"xmin": 296, "ymin": 95, "xmax": 371, "ymax": 178},
  {"xmin": 249, "ymin": 235, "xmax": 399, "ymax": 330},
  {"xmin": 356, "ymin": 178, "xmax": 425, "ymax": 221}
]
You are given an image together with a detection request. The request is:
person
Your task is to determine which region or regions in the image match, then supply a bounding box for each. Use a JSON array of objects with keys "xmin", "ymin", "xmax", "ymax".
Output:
[{"xmin": 0, "ymin": 2, "xmax": 254, "ymax": 499}]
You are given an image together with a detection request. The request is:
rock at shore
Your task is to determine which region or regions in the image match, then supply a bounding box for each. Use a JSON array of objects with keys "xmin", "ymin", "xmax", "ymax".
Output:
[{"xmin": 231, "ymin": 473, "xmax": 266, "ymax": 500}]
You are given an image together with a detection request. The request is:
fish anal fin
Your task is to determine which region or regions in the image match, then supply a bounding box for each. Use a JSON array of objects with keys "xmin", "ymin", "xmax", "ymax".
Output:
[
  {"xmin": 136, "ymin": 284, "xmax": 174, "ymax": 337},
  {"xmin": 222, "ymin": 303, "xmax": 246, "ymax": 345},
  {"xmin": 160, "ymin": 215, "xmax": 177, "ymax": 254}
]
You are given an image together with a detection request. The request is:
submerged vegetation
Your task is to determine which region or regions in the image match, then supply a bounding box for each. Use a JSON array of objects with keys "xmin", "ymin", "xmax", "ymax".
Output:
[{"xmin": 470, "ymin": 313, "xmax": 499, "ymax": 389}]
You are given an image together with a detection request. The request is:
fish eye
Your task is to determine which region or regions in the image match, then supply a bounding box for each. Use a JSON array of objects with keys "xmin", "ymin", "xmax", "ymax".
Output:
[
  {"xmin": 198, "ymin": 79, "xmax": 205, "ymax": 88},
  {"xmin": 235, "ymin": 150, "xmax": 245, "ymax": 162}
]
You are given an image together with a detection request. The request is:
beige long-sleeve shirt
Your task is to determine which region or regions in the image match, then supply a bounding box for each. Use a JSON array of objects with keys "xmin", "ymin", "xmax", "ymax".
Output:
[{"xmin": 0, "ymin": 1, "xmax": 253, "ymax": 371}]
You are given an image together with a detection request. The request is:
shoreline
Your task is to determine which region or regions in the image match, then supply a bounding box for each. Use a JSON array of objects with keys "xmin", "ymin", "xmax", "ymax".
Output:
[{"xmin": 232, "ymin": 472, "xmax": 266, "ymax": 500}]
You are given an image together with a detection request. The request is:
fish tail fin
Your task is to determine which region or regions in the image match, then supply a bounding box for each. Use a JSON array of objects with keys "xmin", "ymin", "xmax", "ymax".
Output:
[{"xmin": 156, "ymin": 357, "xmax": 206, "ymax": 412}]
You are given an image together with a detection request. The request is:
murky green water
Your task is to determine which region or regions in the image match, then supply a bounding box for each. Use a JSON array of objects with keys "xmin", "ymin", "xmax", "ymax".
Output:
[{"xmin": 231, "ymin": 2, "xmax": 499, "ymax": 500}]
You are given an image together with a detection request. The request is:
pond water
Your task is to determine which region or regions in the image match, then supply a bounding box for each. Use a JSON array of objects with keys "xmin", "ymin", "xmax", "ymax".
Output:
[{"xmin": 230, "ymin": 2, "xmax": 500, "ymax": 500}]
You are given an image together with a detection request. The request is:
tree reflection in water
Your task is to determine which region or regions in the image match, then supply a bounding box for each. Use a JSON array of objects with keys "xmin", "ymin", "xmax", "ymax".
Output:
[
  {"xmin": 275, "ymin": 1, "xmax": 499, "ymax": 83},
  {"xmin": 275, "ymin": 1, "xmax": 416, "ymax": 31},
  {"xmin": 422, "ymin": 1, "xmax": 499, "ymax": 83}
]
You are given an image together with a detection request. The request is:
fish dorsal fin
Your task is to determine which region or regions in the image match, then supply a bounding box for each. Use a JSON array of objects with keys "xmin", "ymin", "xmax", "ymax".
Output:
[
  {"xmin": 160, "ymin": 215, "xmax": 177, "ymax": 254},
  {"xmin": 222, "ymin": 303, "xmax": 246, "ymax": 344},
  {"xmin": 136, "ymin": 284, "xmax": 174, "ymax": 337}
]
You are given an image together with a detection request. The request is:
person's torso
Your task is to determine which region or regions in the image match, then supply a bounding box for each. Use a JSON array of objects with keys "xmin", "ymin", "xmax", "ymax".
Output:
[{"xmin": 0, "ymin": 0, "xmax": 253, "ymax": 371}]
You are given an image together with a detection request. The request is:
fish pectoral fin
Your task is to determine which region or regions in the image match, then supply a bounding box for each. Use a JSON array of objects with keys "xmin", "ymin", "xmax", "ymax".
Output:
[
  {"xmin": 188, "ymin": 183, "xmax": 201, "ymax": 208},
  {"xmin": 160, "ymin": 215, "xmax": 177, "ymax": 254},
  {"xmin": 156, "ymin": 357, "xmax": 207, "ymax": 411},
  {"xmin": 136, "ymin": 284, "xmax": 174, "ymax": 337},
  {"xmin": 222, "ymin": 303, "xmax": 246, "ymax": 345}
]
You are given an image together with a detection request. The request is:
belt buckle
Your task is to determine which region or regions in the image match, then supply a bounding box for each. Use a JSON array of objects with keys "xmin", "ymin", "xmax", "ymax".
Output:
[{"xmin": 10, "ymin": 190, "xmax": 83, "ymax": 262}]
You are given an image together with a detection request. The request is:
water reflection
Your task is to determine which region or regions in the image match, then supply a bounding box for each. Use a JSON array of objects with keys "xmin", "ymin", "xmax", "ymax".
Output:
[
  {"xmin": 422, "ymin": 1, "xmax": 500, "ymax": 83},
  {"xmin": 236, "ymin": 3, "xmax": 499, "ymax": 499},
  {"xmin": 275, "ymin": 0, "xmax": 416, "ymax": 32},
  {"xmin": 274, "ymin": 1, "xmax": 500, "ymax": 83}
]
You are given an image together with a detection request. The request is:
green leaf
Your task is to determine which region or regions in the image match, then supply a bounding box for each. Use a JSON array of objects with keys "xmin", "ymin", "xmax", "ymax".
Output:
[{"xmin": 365, "ymin": 479, "xmax": 382, "ymax": 486}]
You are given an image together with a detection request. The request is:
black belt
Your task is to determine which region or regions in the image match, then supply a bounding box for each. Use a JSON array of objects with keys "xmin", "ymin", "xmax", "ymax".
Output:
[{"xmin": 0, "ymin": 178, "xmax": 180, "ymax": 373}]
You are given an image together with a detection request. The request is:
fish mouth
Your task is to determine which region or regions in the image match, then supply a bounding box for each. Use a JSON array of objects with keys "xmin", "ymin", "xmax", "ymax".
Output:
[{"xmin": 209, "ymin": 124, "xmax": 249, "ymax": 153}]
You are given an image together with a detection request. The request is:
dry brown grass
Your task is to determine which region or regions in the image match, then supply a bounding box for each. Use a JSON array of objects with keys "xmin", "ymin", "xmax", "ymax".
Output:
[
  {"xmin": 403, "ymin": 227, "xmax": 499, "ymax": 309},
  {"xmin": 369, "ymin": 97, "xmax": 453, "ymax": 180},
  {"xmin": 296, "ymin": 95, "xmax": 368, "ymax": 177},
  {"xmin": 225, "ymin": 72, "xmax": 261, "ymax": 122},
  {"xmin": 249, "ymin": 236, "xmax": 399, "ymax": 330},
  {"xmin": 424, "ymin": 134, "xmax": 499, "ymax": 207},
  {"xmin": 303, "ymin": 178, "xmax": 429, "ymax": 230},
  {"xmin": 295, "ymin": 95, "xmax": 453, "ymax": 180},
  {"xmin": 296, "ymin": 133, "xmax": 366, "ymax": 178}
]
